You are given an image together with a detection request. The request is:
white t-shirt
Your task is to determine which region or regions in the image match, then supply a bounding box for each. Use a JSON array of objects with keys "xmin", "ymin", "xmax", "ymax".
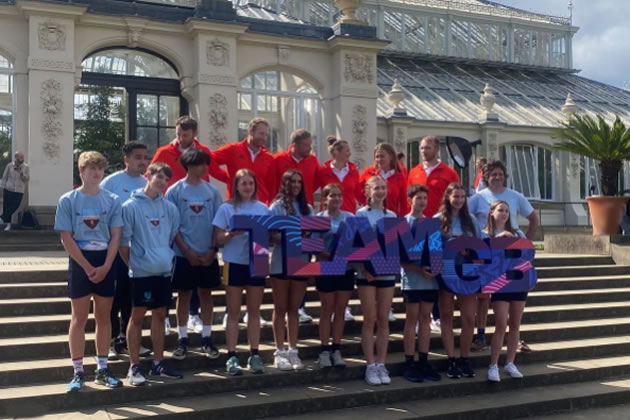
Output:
[{"xmin": 468, "ymin": 188, "xmax": 534, "ymax": 231}]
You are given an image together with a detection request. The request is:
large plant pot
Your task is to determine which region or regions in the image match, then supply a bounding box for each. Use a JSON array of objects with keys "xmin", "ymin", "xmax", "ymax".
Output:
[{"xmin": 586, "ymin": 196, "xmax": 630, "ymax": 235}]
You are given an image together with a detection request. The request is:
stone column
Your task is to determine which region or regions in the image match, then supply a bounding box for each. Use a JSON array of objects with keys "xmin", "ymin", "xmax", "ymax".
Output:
[{"xmin": 21, "ymin": 3, "xmax": 85, "ymax": 218}]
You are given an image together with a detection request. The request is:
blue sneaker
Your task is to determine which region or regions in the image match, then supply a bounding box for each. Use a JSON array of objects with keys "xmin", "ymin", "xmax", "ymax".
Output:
[
  {"xmin": 150, "ymin": 360, "xmax": 183, "ymax": 379},
  {"xmin": 67, "ymin": 371, "xmax": 85, "ymax": 393},
  {"xmin": 94, "ymin": 368, "xmax": 123, "ymax": 388}
]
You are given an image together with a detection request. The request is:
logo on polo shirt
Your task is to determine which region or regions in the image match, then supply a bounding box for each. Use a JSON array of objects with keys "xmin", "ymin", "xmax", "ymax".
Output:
[
  {"xmin": 81, "ymin": 208, "xmax": 101, "ymax": 229},
  {"xmin": 185, "ymin": 195, "xmax": 205, "ymax": 214},
  {"xmin": 149, "ymin": 217, "xmax": 160, "ymax": 227}
]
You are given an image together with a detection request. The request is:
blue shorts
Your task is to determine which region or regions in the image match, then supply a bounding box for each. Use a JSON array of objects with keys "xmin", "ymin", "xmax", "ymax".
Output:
[
  {"xmin": 172, "ymin": 257, "xmax": 221, "ymax": 290},
  {"xmin": 130, "ymin": 276, "xmax": 172, "ymax": 309},
  {"xmin": 223, "ymin": 262, "xmax": 265, "ymax": 287},
  {"xmin": 403, "ymin": 289, "xmax": 439, "ymax": 304},
  {"xmin": 491, "ymin": 292, "xmax": 528, "ymax": 302},
  {"xmin": 356, "ymin": 278, "xmax": 396, "ymax": 288},
  {"xmin": 67, "ymin": 250, "xmax": 116, "ymax": 299}
]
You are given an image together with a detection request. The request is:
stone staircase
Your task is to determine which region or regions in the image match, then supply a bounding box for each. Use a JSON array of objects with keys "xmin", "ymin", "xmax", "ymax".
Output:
[{"xmin": 1, "ymin": 255, "xmax": 630, "ymax": 419}]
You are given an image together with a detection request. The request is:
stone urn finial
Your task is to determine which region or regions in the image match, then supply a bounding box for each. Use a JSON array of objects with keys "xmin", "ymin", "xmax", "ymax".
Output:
[
  {"xmin": 480, "ymin": 83, "xmax": 499, "ymax": 121},
  {"xmin": 387, "ymin": 79, "xmax": 406, "ymax": 115},
  {"xmin": 561, "ymin": 92, "xmax": 578, "ymax": 118},
  {"xmin": 334, "ymin": 0, "xmax": 362, "ymax": 23}
]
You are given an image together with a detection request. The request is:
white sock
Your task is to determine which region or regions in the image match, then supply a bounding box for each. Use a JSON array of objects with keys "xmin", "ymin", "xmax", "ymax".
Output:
[
  {"xmin": 96, "ymin": 355, "xmax": 108, "ymax": 370},
  {"xmin": 72, "ymin": 357, "xmax": 84, "ymax": 374},
  {"xmin": 178, "ymin": 326, "xmax": 188, "ymax": 339},
  {"xmin": 202, "ymin": 325, "xmax": 212, "ymax": 337}
]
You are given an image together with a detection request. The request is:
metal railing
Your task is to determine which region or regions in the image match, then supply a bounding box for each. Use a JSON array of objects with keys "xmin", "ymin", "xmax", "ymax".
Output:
[{"xmin": 529, "ymin": 200, "xmax": 591, "ymax": 229}]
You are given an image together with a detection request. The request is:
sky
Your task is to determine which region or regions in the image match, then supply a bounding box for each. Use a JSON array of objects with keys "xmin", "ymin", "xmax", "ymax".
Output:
[{"xmin": 497, "ymin": 0, "xmax": 630, "ymax": 90}]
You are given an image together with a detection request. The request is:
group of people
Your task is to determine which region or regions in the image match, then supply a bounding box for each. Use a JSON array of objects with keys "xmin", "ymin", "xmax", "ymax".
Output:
[{"xmin": 54, "ymin": 115, "xmax": 539, "ymax": 393}]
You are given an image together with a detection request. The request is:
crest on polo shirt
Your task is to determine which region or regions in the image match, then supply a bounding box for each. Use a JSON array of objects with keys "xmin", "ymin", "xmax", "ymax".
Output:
[
  {"xmin": 81, "ymin": 208, "xmax": 101, "ymax": 229},
  {"xmin": 148, "ymin": 216, "xmax": 161, "ymax": 227},
  {"xmin": 184, "ymin": 195, "xmax": 205, "ymax": 214}
]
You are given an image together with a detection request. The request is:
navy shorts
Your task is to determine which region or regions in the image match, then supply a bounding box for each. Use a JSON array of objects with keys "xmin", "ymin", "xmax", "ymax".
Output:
[
  {"xmin": 67, "ymin": 250, "xmax": 116, "ymax": 299},
  {"xmin": 403, "ymin": 289, "xmax": 439, "ymax": 304},
  {"xmin": 491, "ymin": 292, "xmax": 528, "ymax": 302},
  {"xmin": 172, "ymin": 257, "xmax": 221, "ymax": 290},
  {"xmin": 130, "ymin": 276, "xmax": 172, "ymax": 309},
  {"xmin": 223, "ymin": 262, "xmax": 265, "ymax": 287},
  {"xmin": 356, "ymin": 278, "xmax": 396, "ymax": 288},
  {"xmin": 316, "ymin": 271, "xmax": 355, "ymax": 293},
  {"xmin": 271, "ymin": 274, "xmax": 310, "ymax": 281}
]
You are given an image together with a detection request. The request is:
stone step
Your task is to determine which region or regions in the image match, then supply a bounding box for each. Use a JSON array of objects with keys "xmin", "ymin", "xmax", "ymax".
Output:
[
  {"xmin": 268, "ymin": 373, "xmax": 630, "ymax": 420},
  {"xmin": 6, "ymin": 354, "xmax": 630, "ymax": 419},
  {"xmin": 2, "ymin": 317, "xmax": 630, "ymax": 385},
  {"xmin": 531, "ymin": 255, "xmax": 614, "ymax": 267},
  {"xmin": 535, "ymin": 265, "xmax": 630, "ymax": 278}
]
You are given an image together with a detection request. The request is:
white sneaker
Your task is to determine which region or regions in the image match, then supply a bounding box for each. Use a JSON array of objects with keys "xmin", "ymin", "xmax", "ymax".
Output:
[
  {"xmin": 331, "ymin": 349, "xmax": 346, "ymax": 368},
  {"xmin": 287, "ymin": 348, "xmax": 304, "ymax": 370},
  {"xmin": 188, "ymin": 314, "xmax": 203, "ymax": 334},
  {"xmin": 4, "ymin": 223, "xmax": 10, "ymax": 231},
  {"xmin": 164, "ymin": 318, "xmax": 172, "ymax": 335},
  {"xmin": 365, "ymin": 364, "xmax": 381, "ymax": 385},
  {"xmin": 488, "ymin": 364, "xmax": 501, "ymax": 382},
  {"xmin": 139, "ymin": 345, "xmax": 152, "ymax": 357},
  {"xmin": 243, "ymin": 312, "xmax": 269, "ymax": 326},
  {"xmin": 376, "ymin": 364, "xmax": 391, "ymax": 384},
  {"xmin": 504, "ymin": 362, "xmax": 523, "ymax": 379},
  {"xmin": 127, "ymin": 365, "xmax": 146, "ymax": 386},
  {"xmin": 318, "ymin": 350, "xmax": 332, "ymax": 369},
  {"xmin": 344, "ymin": 307, "xmax": 355, "ymax": 321},
  {"xmin": 430, "ymin": 319, "xmax": 441, "ymax": 334},
  {"xmin": 388, "ymin": 308, "xmax": 396, "ymax": 322},
  {"xmin": 222, "ymin": 313, "xmax": 228, "ymax": 329},
  {"xmin": 298, "ymin": 307, "xmax": 313, "ymax": 324},
  {"xmin": 273, "ymin": 349, "xmax": 293, "ymax": 371}
]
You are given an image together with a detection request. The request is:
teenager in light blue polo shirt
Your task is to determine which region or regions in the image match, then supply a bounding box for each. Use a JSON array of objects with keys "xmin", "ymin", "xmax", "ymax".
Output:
[
  {"xmin": 400, "ymin": 184, "xmax": 441, "ymax": 384},
  {"xmin": 355, "ymin": 175, "xmax": 396, "ymax": 386},
  {"xmin": 99, "ymin": 141, "xmax": 149, "ymax": 361},
  {"xmin": 165, "ymin": 148, "xmax": 223, "ymax": 361},
  {"xmin": 213, "ymin": 168, "xmax": 270, "ymax": 377},
  {"xmin": 54, "ymin": 151, "xmax": 123, "ymax": 393},
  {"xmin": 268, "ymin": 170, "xmax": 313, "ymax": 372},
  {"xmin": 120, "ymin": 162, "xmax": 181, "ymax": 386}
]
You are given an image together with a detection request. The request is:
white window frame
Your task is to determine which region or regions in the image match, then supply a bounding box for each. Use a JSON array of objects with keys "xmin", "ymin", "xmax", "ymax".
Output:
[
  {"xmin": 0, "ymin": 53, "xmax": 14, "ymax": 156},
  {"xmin": 501, "ymin": 143, "xmax": 555, "ymax": 201}
]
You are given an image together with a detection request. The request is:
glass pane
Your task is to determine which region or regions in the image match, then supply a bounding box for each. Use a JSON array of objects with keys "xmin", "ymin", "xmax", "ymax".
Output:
[
  {"xmin": 159, "ymin": 127, "xmax": 176, "ymax": 147},
  {"xmin": 238, "ymin": 93, "xmax": 252, "ymax": 111},
  {"xmin": 266, "ymin": 71, "xmax": 278, "ymax": 91},
  {"xmin": 241, "ymin": 76, "xmax": 253, "ymax": 89},
  {"xmin": 0, "ymin": 55, "xmax": 10, "ymax": 68},
  {"xmin": 0, "ymin": 74, "xmax": 9, "ymax": 93},
  {"xmin": 137, "ymin": 127, "xmax": 159, "ymax": 156},
  {"xmin": 0, "ymin": 110, "xmax": 11, "ymax": 177},
  {"xmin": 137, "ymin": 94, "xmax": 158, "ymax": 126},
  {"xmin": 82, "ymin": 49, "xmax": 178, "ymax": 79},
  {"xmin": 159, "ymin": 96, "xmax": 179, "ymax": 127},
  {"xmin": 254, "ymin": 72, "xmax": 265, "ymax": 90}
]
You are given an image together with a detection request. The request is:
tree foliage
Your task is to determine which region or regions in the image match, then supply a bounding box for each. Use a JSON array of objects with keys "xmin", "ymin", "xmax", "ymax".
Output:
[
  {"xmin": 73, "ymin": 85, "xmax": 125, "ymax": 184},
  {"xmin": 554, "ymin": 114, "xmax": 630, "ymax": 196}
]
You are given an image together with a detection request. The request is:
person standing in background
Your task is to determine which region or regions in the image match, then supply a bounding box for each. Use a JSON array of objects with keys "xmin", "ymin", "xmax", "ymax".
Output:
[
  {"xmin": 473, "ymin": 157, "xmax": 488, "ymax": 193},
  {"xmin": 1, "ymin": 151, "xmax": 30, "ymax": 231}
]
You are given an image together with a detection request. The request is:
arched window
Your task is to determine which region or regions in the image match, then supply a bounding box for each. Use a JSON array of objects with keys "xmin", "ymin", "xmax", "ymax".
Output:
[
  {"xmin": 238, "ymin": 70, "xmax": 321, "ymax": 155},
  {"xmin": 500, "ymin": 144, "xmax": 554, "ymax": 200},
  {"xmin": 0, "ymin": 53, "xmax": 13, "ymax": 173},
  {"xmin": 75, "ymin": 48, "xmax": 186, "ymax": 170}
]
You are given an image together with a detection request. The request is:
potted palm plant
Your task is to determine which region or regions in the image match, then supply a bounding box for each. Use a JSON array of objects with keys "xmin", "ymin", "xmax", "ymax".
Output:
[{"xmin": 554, "ymin": 114, "xmax": 630, "ymax": 235}]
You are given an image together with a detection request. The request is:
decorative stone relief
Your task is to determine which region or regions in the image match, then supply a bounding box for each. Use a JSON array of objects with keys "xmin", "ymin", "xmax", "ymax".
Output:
[
  {"xmin": 352, "ymin": 104, "xmax": 368, "ymax": 169},
  {"xmin": 344, "ymin": 53, "xmax": 374, "ymax": 84},
  {"xmin": 277, "ymin": 46, "xmax": 290, "ymax": 65},
  {"xmin": 570, "ymin": 152, "xmax": 580, "ymax": 178},
  {"xmin": 28, "ymin": 58, "xmax": 74, "ymax": 71},
  {"xmin": 198, "ymin": 74, "xmax": 237, "ymax": 86},
  {"xmin": 128, "ymin": 29, "xmax": 143, "ymax": 48},
  {"xmin": 40, "ymin": 79, "xmax": 63, "ymax": 161},
  {"xmin": 394, "ymin": 127, "xmax": 406, "ymax": 153},
  {"xmin": 207, "ymin": 39, "xmax": 230, "ymax": 67},
  {"xmin": 208, "ymin": 93, "xmax": 228, "ymax": 149},
  {"xmin": 38, "ymin": 20, "xmax": 66, "ymax": 51}
]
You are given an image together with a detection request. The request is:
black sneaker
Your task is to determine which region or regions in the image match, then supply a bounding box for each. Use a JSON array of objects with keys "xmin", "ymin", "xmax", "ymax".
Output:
[
  {"xmin": 402, "ymin": 360, "xmax": 423, "ymax": 383},
  {"xmin": 419, "ymin": 362, "xmax": 442, "ymax": 382},
  {"xmin": 172, "ymin": 338, "xmax": 188, "ymax": 360},
  {"xmin": 200, "ymin": 337, "xmax": 220, "ymax": 359},
  {"xmin": 458, "ymin": 357, "xmax": 476, "ymax": 378},
  {"xmin": 446, "ymin": 359, "xmax": 462, "ymax": 379},
  {"xmin": 150, "ymin": 360, "xmax": 183, "ymax": 379}
]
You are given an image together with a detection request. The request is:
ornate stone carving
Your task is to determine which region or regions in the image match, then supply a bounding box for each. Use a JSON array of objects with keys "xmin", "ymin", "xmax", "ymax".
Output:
[
  {"xmin": 28, "ymin": 58, "xmax": 74, "ymax": 71},
  {"xmin": 570, "ymin": 152, "xmax": 580, "ymax": 178},
  {"xmin": 387, "ymin": 80, "xmax": 406, "ymax": 115},
  {"xmin": 208, "ymin": 93, "xmax": 228, "ymax": 149},
  {"xmin": 561, "ymin": 93, "xmax": 578, "ymax": 119},
  {"xmin": 38, "ymin": 20, "xmax": 66, "ymax": 51},
  {"xmin": 352, "ymin": 104, "xmax": 368, "ymax": 169},
  {"xmin": 344, "ymin": 53, "xmax": 374, "ymax": 84},
  {"xmin": 198, "ymin": 74, "xmax": 237, "ymax": 86},
  {"xmin": 40, "ymin": 79, "xmax": 63, "ymax": 161},
  {"xmin": 334, "ymin": 0, "xmax": 362, "ymax": 23},
  {"xmin": 207, "ymin": 38, "xmax": 230, "ymax": 67},
  {"xmin": 341, "ymin": 87, "xmax": 379, "ymax": 98},
  {"xmin": 487, "ymin": 132, "xmax": 498, "ymax": 160},
  {"xmin": 277, "ymin": 46, "xmax": 290, "ymax": 65},
  {"xmin": 128, "ymin": 29, "xmax": 143, "ymax": 48},
  {"xmin": 394, "ymin": 127, "xmax": 406, "ymax": 153}
]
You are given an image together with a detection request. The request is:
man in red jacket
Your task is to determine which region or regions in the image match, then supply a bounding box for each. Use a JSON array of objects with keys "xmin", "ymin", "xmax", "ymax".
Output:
[
  {"xmin": 150, "ymin": 116, "xmax": 228, "ymax": 190},
  {"xmin": 407, "ymin": 136, "xmax": 460, "ymax": 217},
  {"xmin": 270, "ymin": 129, "xmax": 319, "ymax": 205},
  {"xmin": 212, "ymin": 117, "xmax": 275, "ymax": 204}
]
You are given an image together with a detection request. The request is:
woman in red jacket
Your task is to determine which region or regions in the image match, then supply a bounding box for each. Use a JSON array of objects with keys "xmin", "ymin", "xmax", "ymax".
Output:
[
  {"xmin": 359, "ymin": 143, "xmax": 409, "ymax": 217},
  {"xmin": 317, "ymin": 136, "xmax": 361, "ymax": 213}
]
